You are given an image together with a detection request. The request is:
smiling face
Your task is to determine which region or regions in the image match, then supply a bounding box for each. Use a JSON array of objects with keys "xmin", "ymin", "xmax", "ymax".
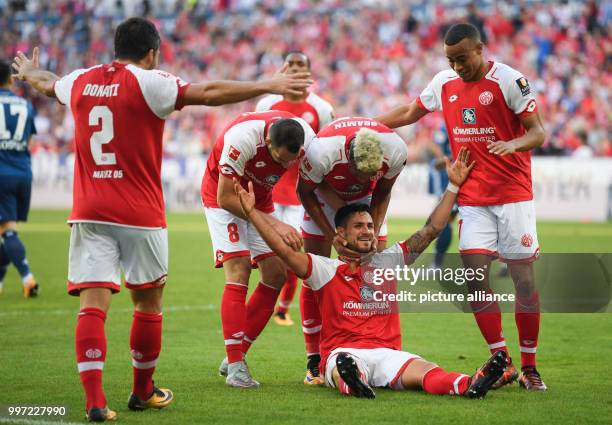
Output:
[
  {"xmin": 337, "ymin": 211, "xmax": 375, "ymax": 254},
  {"xmin": 444, "ymin": 37, "xmax": 485, "ymax": 82}
]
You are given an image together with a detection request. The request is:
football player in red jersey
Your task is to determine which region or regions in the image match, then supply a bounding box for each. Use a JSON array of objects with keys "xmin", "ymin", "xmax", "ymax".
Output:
[
  {"xmin": 235, "ymin": 148, "xmax": 507, "ymax": 400},
  {"xmin": 256, "ymin": 52, "xmax": 335, "ymax": 327},
  {"xmin": 375, "ymin": 23, "xmax": 547, "ymax": 391},
  {"xmin": 12, "ymin": 17, "xmax": 313, "ymax": 421},
  {"xmin": 296, "ymin": 117, "xmax": 407, "ymax": 384},
  {"xmin": 201, "ymin": 110, "xmax": 315, "ymax": 388}
]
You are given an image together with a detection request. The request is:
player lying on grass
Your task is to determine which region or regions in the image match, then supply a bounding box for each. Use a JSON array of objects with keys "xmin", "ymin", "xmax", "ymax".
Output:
[{"xmin": 234, "ymin": 147, "xmax": 507, "ymax": 399}]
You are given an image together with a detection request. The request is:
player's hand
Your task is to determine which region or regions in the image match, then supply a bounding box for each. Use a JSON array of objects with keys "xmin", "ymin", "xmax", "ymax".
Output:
[
  {"xmin": 264, "ymin": 68, "xmax": 313, "ymax": 97},
  {"xmin": 446, "ymin": 147, "xmax": 475, "ymax": 187},
  {"xmin": 487, "ymin": 140, "xmax": 516, "ymax": 156},
  {"xmin": 272, "ymin": 221, "xmax": 303, "ymax": 251},
  {"xmin": 333, "ymin": 233, "xmax": 363, "ymax": 263},
  {"xmin": 234, "ymin": 178, "xmax": 255, "ymax": 216},
  {"xmin": 11, "ymin": 47, "xmax": 40, "ymax": 81}
]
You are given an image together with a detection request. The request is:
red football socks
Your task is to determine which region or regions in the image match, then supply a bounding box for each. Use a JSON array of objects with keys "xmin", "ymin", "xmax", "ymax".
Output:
[
  {"xmin": 470, "ymin": 287, "xmax": 508, "ymax": 356},
  {"xmin": 242, "ymin": 282, "xmax": 280, "ymax": 354},
  {"xmin": 277, "ymin": 271, "xmax": 298, "ymax": 315},
  {"xmin": 75, "ymin": 308, "xmax": 107, "ymax": 410},
  {"xmin": 130, "ymin": 310, "xmax": 162, "ymax": 400},
  {"xmin": 515, "ymin": 291, "xmax": 540, "ymax": 368},
  {"xmin": 422, "ymin": 367, "xmax": 470, "ymax": 396},
  {"xmin": 221, "ymin": 283, "xmax": 248, "ymax": 364},
  {"xmin": 300, "ymin": 285, "xmax": 322, "ymax": 355}
]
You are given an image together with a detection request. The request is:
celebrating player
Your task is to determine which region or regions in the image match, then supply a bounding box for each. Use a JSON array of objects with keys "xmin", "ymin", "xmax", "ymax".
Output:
[
  {"xmin": 12, "ymin": 17, "xmax": 313, "ymax": 421},
  {"xmin": 256, "ymin": 51, "xmax": 335, "ymax": 327},
  {"xmin": 296, "ymin": 117, "xmax": 407, "ymax": 384},
  {"xmin": 201, "ymin": 110, "xmax": 315, "ymax": 388},
  {"xmin": 0, "ymin": 60, "xmax": 39, "ymax": 298},
  {"xmin": 375, "ymin": 23, "xmax": 547, "ymax": 391},
  {"xmin": 235, "ymin": 147, "xmax": 508, "ymax": 399}
]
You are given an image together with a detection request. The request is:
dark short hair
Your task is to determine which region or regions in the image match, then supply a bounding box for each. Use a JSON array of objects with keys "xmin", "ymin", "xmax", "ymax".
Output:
[
  {"xmin": 0, "ymin": 60, "xmax": 11, "ymax": 85},
  {"xmin": 334, "ymin": 203, "xmax": 372, "ymax": 228},
  {"xmin": 444, "ymin": 23, "xmax": 482, "ymax": 46},
  {"xmin": 284, "ymin": 51, "xmax": 310, "ymax": 69},
  {"xmin": 269, "ymin": 118, "xmax": 305, "ymax": 154},
  {"xmin": 114, "ymin": 17, "xmax": 160, "ymax": 61}
]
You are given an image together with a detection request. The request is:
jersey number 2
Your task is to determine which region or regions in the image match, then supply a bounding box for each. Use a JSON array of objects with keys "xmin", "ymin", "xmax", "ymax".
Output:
[{"xmin": 89, "ymin": 106, "xmax": 117, "ymax": 165}]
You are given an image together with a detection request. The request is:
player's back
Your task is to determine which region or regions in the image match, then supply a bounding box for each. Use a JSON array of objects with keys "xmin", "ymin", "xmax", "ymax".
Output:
[
  {"xmin": 0, "ymin": 88, "xmax": 37, "ymax": 178},
  {"xmin": 55, "ymin": 62, "xmax": 187, "ymax": 228}
]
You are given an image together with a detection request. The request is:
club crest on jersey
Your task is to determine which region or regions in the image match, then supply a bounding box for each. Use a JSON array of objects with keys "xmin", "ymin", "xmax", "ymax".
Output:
[
  {"xmin": 515, "ymin": 77, "xmax": 531, "ymax": 96},
  {"xmin": 360, "ymin": 285, "xmax": 375, "ymax": 302},
  {"xmin": 462, "ymin": 108, "xmax": 476, "ymax": 124},
  {"xmin": 264, "ymin": 175, "xmax": 281, "ymax": 185},
  {"xmin": 479, "ymin": 91, "xmax": 493, "ymax": 105},
  {"xmin": 521, "ymin": 234, "xmax": 534, "ymax": 248},
  {"xmin": 228, "ymin": 146, "xmax": 241, "ymax": 161},
  {"xmin": 302, "ymin": 111, "xmax": 315, "ymax": 123}
]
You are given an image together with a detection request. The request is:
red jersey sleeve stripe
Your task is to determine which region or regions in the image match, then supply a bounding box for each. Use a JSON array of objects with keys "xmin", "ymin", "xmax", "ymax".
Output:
[
  {"xmin": 416, "ymin": 97, "xmax": 432, "ymax": 113},
  {"xmin": 303, "ymin": 253, "xmax": 314, "ymax": 280},
  {"xmin": 175, "ymin": 81, "xmax": 190, "ymax": 111}
]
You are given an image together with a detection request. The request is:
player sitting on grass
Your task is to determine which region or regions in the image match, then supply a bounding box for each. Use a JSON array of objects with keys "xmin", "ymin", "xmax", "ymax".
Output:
[{"xmin": 234, "ymin": 147, "xmax": 507, "ymax": 399}]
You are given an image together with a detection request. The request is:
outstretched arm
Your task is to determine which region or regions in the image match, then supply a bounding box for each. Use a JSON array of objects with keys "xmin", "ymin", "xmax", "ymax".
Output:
[
  {"xmin": 404, "ymin": 147, "xmax": 475, "ymax": 256},
  {"xmin": 12, "ymin": 48, "xmax": 58, "ymax": 98},
  {"xmin": 235, "ymin": 179, "xmax": 310, "ymax": 278},
  {"xmin": 374, "ymin": 100, "xmax": 428, "ymax": 129},
  {"xmin": 183, "ymin": 64, "xmax": 314, "ymax": 106}
]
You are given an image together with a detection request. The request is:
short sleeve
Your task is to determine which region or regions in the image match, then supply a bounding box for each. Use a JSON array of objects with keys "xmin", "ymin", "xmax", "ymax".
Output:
[
  {"xmin": 218, "ymin": 123, "xmax": 258, "ymax": 177},
  {"xmin": 255, "ymin": 95, "xmax": 282, "ymax": 112},
  {"xmin": 304, "ymin": 254, "xmax": 341, "ymax": 290},
  {"xmin": 503, "ymin": 73, "xmax": 537, "ymax": 117},
  {"xmin": 418, "ymin": 78, "xmax": 441, "ymax": 112},
  {"xmin": 381, "ymin": 133, "xmax": 407, "ymax": 179},
  {"xmin": 128, "ymin": 66, "xmax": 190, "ymax": 120},
  {"xmin": 54, "ymin": 68, "xmax": 89, "ymax": 107},
  {"xmin": 299, "ymin": 138, "xmax": 332, "ymax": 184}
]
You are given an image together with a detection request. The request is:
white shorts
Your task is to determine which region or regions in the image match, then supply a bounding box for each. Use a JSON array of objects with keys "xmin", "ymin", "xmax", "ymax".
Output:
[
  {"xmin": 301, "ymin": 194, "xmax": 388, "ymax": 240},
  {"xmin": 325, "ymin": 347, "xmax": 420, "ymax": 390},
  {"xmin": 67, "ymin": 223, "xmax": 168, "ymax": 296},
  {"xmin": 273, "ymin": 203, "xmax": 303, "ymax": 231},
  {"xmin": 204, "ymin": 207, "xmax": 275, "ymax": 268},
  {"xmin": 458, "ymin": 200, "xmax": 540, "ymax": 263}
]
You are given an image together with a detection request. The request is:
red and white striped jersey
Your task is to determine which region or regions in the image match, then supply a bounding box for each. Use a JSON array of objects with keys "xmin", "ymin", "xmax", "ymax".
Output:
[
  {"xmin": 201, "ymin": 111, "xmax": 315, "ymax": 213},
  {"xmin": 417, "ymin": 61, "xmax": 538, "ymax": 206},
  {"xmin": 299, "ymin": 117, "xmax": 407, "ymax": 201},
  {"xmin": 304, "ymin": 241, "xmax": 411, "ymax": 368},
  {"xmin": 54, "ymin": 62, "xmax": 189, "ymax": 228},
  {"xmin": 256, "ymin": 93, "xmax": 334, "ymax": 206}
]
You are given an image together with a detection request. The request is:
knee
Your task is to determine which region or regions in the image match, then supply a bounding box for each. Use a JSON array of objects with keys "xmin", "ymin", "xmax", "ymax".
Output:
[
  {"xmin": 514, "ymin": 276, "xmax": 536, "ymax": 298},
  {"xmin": 263, "ymin": 267, "xmax": 287, "ymax": 289}
]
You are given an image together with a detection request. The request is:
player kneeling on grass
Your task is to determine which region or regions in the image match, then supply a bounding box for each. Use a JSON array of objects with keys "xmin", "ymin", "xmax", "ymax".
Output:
[{"xmin": 235, "ymin": 147, "xmax": 507, "ymax": 399}]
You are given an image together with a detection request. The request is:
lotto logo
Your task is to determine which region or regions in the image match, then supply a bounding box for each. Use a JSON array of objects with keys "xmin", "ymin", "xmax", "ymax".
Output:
[
  {"xmin": 526, "ymin": 99, "xmax": 537, "ymax": 113},
  {"xmin": 462, "ymin": 108, "xmax": 477, "ymax": 124},
  {"xmin": 228, "ymin": 146, "xmax": 241, "ymax": 161},
  {"xmin": 86, "ymin": 348, "xmax": 102, "ymax": 359},
  {"xmin": 479, "ymin": 91, "xmax": 493, "ymax": 105},
  {"xmin": 521, "ymin": 234, "xmax": 534, "ymax": 248}
]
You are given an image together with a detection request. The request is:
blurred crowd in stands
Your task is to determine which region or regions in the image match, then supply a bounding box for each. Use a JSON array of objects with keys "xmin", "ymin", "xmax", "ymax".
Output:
[{"xmin": 1, "ymin": 0, "xmax": 610, "ymax": 161}]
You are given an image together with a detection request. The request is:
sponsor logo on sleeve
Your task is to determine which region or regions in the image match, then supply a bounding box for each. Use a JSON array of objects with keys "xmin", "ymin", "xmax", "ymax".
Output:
[
  {"xmin": 515, "ymin": 77, "xmax": 531, "ymax": 96},
  {"xmin": 228, "ymin": 146, "xmax": 241, "ymax": 161},
  {"xmin": 462, "ymin": 108, "xmax": 477, "ymax": 124}
]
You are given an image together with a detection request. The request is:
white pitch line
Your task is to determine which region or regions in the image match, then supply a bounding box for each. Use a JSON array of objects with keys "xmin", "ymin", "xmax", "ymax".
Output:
[
  {"xmin": 0, "ymin": 303, "xmax": 217, "ymax": 317},
  {"xmin": 0, "ymin": 418, "xmax": 85, "ymax": 425}
]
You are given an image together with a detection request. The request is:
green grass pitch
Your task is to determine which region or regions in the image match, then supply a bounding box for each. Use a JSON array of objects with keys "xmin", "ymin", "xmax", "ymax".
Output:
[{"xmin": 1, "ymin": 210, "xmax": 611, "ymax": 425}]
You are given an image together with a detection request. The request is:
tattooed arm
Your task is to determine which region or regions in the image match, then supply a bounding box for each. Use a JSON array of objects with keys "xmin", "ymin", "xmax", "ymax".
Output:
[{"xmin": 404, "ymin": 147, "xmax": 475, "ymax": 256}]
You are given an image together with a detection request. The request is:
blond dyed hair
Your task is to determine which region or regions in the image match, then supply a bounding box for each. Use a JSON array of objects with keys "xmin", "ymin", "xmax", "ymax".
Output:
[{"xmin": 350, "ymin": 128, "xmax": 383, "ymax": 174}]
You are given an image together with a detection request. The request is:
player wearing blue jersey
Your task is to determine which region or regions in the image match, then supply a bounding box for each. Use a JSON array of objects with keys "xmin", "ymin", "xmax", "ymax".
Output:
[{"xmin": 0, "ymin": 60, "xmax": 39, "ymax": 297}]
